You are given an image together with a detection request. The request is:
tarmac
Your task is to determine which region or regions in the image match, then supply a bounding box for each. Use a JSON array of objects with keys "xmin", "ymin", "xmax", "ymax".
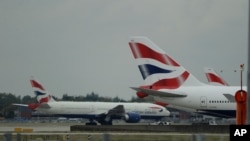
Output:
[
  {"xmin": 0, "ymin": 122, "xmax": 72, "ymax": 132},
  {"xmin": 0, "ymin": 122, "xmax": 230, "ymax": 141}
]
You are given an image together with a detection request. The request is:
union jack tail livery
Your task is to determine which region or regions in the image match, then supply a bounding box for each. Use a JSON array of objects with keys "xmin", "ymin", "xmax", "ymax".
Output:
[
  {"xmin": 128, "ymin": 36, "xmax": 245, "ymax": 118},
  {"xmin": 204, "ymin": 67, "xmax": 229, "ymax": 86},
  {"xmin": 128, "ymin": 37, "xmax": 205, "ymax": 98},
  {"xmin": 30, "ymin": 76, "xmax": 55, "ymax": 103}
]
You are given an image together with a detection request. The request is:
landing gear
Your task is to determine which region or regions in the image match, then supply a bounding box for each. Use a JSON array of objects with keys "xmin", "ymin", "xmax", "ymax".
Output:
[{"xmin": 85, "ymin": 118, "xmax": 113, "ymax": 125}]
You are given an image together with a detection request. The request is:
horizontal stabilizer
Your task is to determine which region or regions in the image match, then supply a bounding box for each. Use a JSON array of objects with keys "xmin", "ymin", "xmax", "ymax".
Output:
[
  {"xmin": 223, "ymin": 94, "xmax": 235, "ymax": 102},
  {"xmin": 130, "ymin": 87, "xmax": 187, "ymax": 97},
  {"xmin": 12, "ymin": 104, "xmax": 28, "ymax": 107}
]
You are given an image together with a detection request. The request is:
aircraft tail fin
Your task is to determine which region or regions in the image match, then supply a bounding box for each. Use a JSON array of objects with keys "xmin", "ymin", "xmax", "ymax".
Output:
[
  {"xmin": 30, "ymin": 76, "xmax": 55, "ymax": 103},
  {"xmin": 128, "ymin": 36, "xmax": 205, "ymax": 91},
  {"xmin": 204, "ymin": 67, "xmax": 229, "ymax": 86}
]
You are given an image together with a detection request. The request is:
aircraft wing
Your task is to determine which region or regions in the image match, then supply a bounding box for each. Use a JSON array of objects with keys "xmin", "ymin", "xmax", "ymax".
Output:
[
  {"xmin": 96, "ymin": 105, "xmax": 126, "ymax": 122},
  {"xmin": 107, "ymin": 105, "xmax": 125, "ymax": 116},
  {"xmin": 130, "ymin": 87, "xmax": 187, "ymax": 97},
  {"xmin": 12, "ymin": 103, "xmax": 28, "ymax": 107}
]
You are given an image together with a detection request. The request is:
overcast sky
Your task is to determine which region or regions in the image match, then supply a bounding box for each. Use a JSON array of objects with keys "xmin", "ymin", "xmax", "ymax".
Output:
[{"xmin": 0, "ymin": 0, "xmax": 248, "ymax": 100}]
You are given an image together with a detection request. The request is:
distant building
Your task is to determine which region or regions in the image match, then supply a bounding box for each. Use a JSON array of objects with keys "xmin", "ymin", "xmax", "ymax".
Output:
[{"xmin": 15, "ymin": 106, "xmax": 32, "ymax": 120}]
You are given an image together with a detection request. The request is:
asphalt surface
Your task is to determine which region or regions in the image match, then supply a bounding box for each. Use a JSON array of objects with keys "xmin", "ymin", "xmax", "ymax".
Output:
[{"xmin": 0, "ymin": 122, "xmax": 73, "ymax": 132}]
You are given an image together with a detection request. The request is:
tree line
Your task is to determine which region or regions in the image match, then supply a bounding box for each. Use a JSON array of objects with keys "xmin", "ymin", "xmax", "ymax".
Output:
[{"xmin": 0, "ymin": 92, "xmax": 146, "ymax": 119}]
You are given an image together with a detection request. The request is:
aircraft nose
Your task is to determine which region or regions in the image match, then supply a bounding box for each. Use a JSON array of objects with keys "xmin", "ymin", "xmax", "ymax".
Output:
[{"xmin": 164, "ymin": 108, "xmax": 170, "ymax": 116}]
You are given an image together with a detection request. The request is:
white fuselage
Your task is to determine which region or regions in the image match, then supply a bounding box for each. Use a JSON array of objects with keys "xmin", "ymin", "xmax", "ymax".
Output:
[
  {"xmin": 153, "ymin": 85, "xmax": 246, "ymax": 118},
  {"xmin": 36, "ymin": 101, "xmax": 170, "ymax": 118}
]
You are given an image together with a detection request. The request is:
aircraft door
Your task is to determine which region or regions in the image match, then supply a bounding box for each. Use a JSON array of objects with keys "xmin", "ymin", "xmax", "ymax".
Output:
[{"xmin": 200, "ymin": 96, "xmax": 207, "ymax": 108}]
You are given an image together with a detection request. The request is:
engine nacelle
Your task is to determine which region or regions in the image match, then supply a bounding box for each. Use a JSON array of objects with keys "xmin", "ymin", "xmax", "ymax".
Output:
[{"xmin": 124, "ymin": 112, "xmax": 141, "ymax": 123}]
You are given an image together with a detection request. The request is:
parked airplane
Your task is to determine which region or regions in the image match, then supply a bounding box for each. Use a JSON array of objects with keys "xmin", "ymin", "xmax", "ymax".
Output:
[
  {"xmin": 145, "ymin": 68, "xmax": 231, "ymax": 121},
  {"xmin": 204, "ymin": 67, "xmax": 229, "ymax": 86},
  {"xmin": 14, "ymin": 77, "xmax": 170, "ymax": 125},
  {"xmin": 128, "ymin": 36, "xmax": 246, "ymax": 118},
  {"xmin": 153, "ymin": 67, "xmax": 229, "ymax": 107}
]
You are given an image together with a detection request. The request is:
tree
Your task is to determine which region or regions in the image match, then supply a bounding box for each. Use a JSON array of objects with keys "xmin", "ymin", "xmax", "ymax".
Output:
[
  {"xmin": 22, "ymin": 95, "xmax": 36, "ymax": 104},
  {"xmin": 130, "ymin": 96, "xmax": 146, "ymax": 102},
  {"xmin": 86, "ymin": 92, "xmax": 99, "ymax": 101},
  {"xmin": 0, "ymin": 93, "xmax": 21, "ymax": 110},
  {"xmin": 62, "ymin": 93, "xmax": 74, "ymax": 101},
  {"xmin": 112, "ymin": 96, "xmax": 121, "ymax": 102}
]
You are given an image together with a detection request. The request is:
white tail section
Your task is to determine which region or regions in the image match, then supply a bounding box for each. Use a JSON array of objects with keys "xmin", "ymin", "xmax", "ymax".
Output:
[
  {"xmin": 30, "ymin": 76, "xmax": 55, "ymax": 103},
  {"xmin": 128, "ymin": 36, "xmax": 205, "ymax": 90}
]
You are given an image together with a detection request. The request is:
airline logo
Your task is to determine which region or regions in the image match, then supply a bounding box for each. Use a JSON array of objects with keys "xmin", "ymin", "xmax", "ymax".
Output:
[
  {"xmin": 138, "ymin": 64, "xmax": 173, "ymax": 79},
  {"xmin": 30, "ymin": 79, "xmax": 46, "ymax": 96},
  {"xmin": 149, "ymin": 106, "xmax": 164, "ymax": 112},
  {"xmin": 30, "ymin": 79, "xmax": 51, "ymax": 103},
  {"xmin": 205, "ymin": 68, "xmax": 228, "ymax": 86},
  {"xmin": 129, "ymin": 39, "xmax": 190, "ymax": 90},
  {"xmin": 206, "ymin": 72, "xmax": 228, "ymax": 86},
  {"xmin": 38, "ymin": 96, "xmax": 52, "ymax": 103},
  {"xmin": 129, "ymin": 42, "xmax": 179, "ymax": 66},
  {"xmin": 133, "ymin": 106, "xmax": 164, "ymax": 114}
]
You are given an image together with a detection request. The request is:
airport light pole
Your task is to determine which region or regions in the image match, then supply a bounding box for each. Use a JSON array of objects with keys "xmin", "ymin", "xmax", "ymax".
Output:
[{"xmin": 247, "ymin": 0, "xmax": 250, "ymax": 124}]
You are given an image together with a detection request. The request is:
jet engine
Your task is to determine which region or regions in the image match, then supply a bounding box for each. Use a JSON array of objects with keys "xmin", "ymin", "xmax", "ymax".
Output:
[{"xmin": 124, "ymin": 112, "xmax": 141, "ymax": 123}]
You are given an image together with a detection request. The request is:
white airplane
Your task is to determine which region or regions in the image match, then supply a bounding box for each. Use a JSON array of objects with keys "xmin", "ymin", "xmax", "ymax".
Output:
[
  {"xmin": 204, "ymin": 67, "xmax": 229, "ymax": 86},
  {"xmin": 152, "ymin": 67, "xmax": 229, "ymax": 107},
  {"xmin": 128, "ymin": 36, "xmax": 246, "ymax": 118},
  {"xmin": 14, "ymin": 77, "xmax": 170, "ymax": 125}
]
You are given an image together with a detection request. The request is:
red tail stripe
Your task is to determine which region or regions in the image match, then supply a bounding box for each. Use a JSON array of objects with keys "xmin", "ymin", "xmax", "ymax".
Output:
[
  {"xmin": 39, "ymin": 96, "xmax": 51, "ymax": 103},
  {"xmin": 140, "ymin": 71, "xmax": 189, "ymax": 89},
  {"xmin": 28, "ymin": 103, "xmax": 40, "ymax": 110},
  {"xmin": 152, "ymin": 71, "xmax": 189, "ymax": 89},
  {"xmin": 206, "ymin": 73, "xmax": 228, "ymax": 85},
  {"xmin": 129, "ymin": 42, "xmax": 179, "ymax": 66},
  {"xmin": 30, "ymin": 80, "xmax": 45, "ymax": 91}
]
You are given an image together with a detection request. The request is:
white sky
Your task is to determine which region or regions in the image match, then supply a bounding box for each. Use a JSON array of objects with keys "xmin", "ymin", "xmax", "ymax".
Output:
[{"xmin": 0, "ymin": 0, "xmax": 248, "ymax": 100}]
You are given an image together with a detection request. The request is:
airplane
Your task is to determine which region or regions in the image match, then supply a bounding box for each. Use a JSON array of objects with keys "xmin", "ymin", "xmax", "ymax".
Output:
[
  {"xmin": 204, "ymin": 67, "xmax": 229, "ymax": 86},
  {"xmin": 128, "ymin": 36, "xmax": 246, "ymax": 118},
  {"xmin": 137, "ymin": 67, "xmax": 232, "ymax": 119},
  {"xmin": 14, "ymin": 77, "xmax": 170, "ymax": 125},
  {"xmin": 152, "ymin": 67, "xmax": 229, "ymax": 107}
]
